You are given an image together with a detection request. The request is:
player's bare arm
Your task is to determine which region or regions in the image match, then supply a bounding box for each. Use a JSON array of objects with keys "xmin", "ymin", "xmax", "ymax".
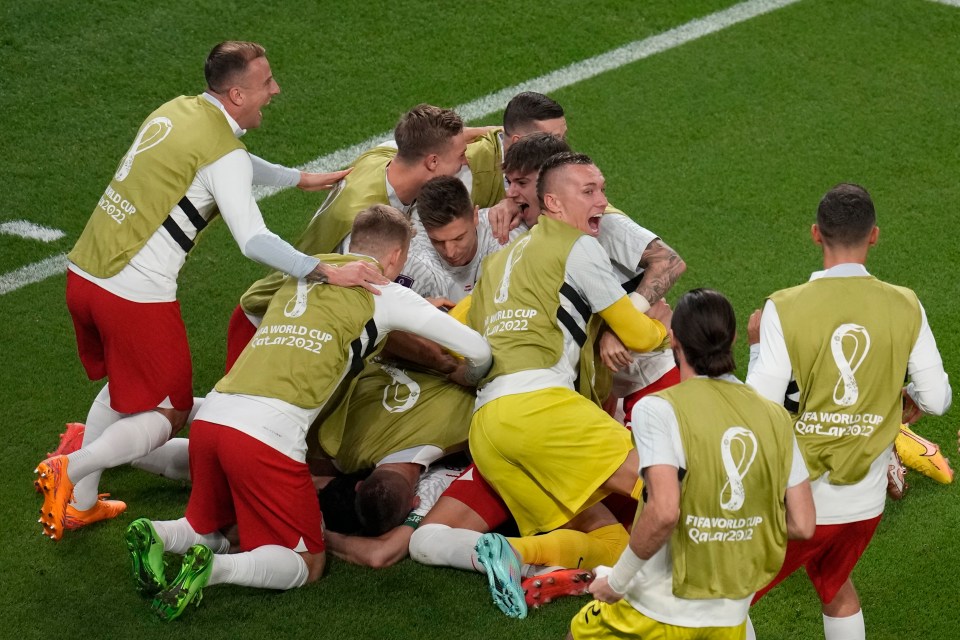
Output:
[{"xmin": 635, "ymin": 239, "xmax": 686, "ymax": 304}]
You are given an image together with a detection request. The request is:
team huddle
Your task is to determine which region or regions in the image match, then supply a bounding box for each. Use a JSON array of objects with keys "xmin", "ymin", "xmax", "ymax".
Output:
[{"xmin": 35, "ymin": 41, "xmax": 953, "ymax": 639}]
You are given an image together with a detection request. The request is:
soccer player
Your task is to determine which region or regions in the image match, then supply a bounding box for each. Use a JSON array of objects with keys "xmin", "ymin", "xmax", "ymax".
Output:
[
  {"xmin": 33, "ymin": 41, "xmax": 385, "ymax": 540},
  {"xmin": 569, "ymin": 288, "xmax": 815, "ymax": 640},
  {"xmin": 458, "ymin": 90, "xmax": 568, "ymax": 212},
  {"xmin": 405, "ymin": 174, "xmax": 527, "ymax": 303},
  {"xmin": 464, "ymin": 152, "xmax": 670, "ymax": 618},
  {"xmin": 225, "ymin": 103, "xmax": 468, "ymax": 369},
  {"xmin": 123, "ymin": 205, "xmax": 492, "ymax": 621},
  {"xmin": 407, "ymin": 136, "xmax": 679, "ymax": 612},
  {"xmin": 500, "ymin": 132, "xmax": 684, "ymax": 411},
  {"xmin": 745, "ymin": 184, "xmax": 952, "ymax": 640}
]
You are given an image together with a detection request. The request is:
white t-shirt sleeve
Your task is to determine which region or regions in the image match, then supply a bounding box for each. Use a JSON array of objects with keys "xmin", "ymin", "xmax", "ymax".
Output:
[
  {"xmin": 905, "ymin": 303, "xmax": 952, "ymax": 415},
  {"xmin": 249, "ymin": 153, "xmax": 300, "ymax": 187},
  {"xmin": 377, "ymin": 283, "xmax": 492, "ymax": 376},
  {"xmin": 745, "ymin": 299, "xmax": 792, "ymax": 404},
  {"xmin": 597, "ymin": 213, "xmax": 658, "ymax": 279},
  {"xmin": 201, "ymin": 149, "xmax": 318, "ymax": 278},
  {"xmin": 787, "ymin": 433, "xmax": 809, "ymax": 487},
  {"xmin": 566, "ymin": 236, "xmax": 631, "ymax": 312},
  {"xmin": 632, "ymin": 396, "xmax": 685, "ymax": 471}
]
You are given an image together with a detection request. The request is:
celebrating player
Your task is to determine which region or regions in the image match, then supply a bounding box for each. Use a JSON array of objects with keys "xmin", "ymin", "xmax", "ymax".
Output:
[{"xmin": 746, "ymin": 184, "xmax": 952, "ymax": 640}]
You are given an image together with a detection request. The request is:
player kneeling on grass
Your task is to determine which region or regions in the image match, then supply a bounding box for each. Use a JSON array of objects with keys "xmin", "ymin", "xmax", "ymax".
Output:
[
  {"xmin": 123, "ymin": 205, "xmax": 491, "ymax": 621},
  {"xmin": 569, "ymin": 289, "xmax": 815, "ymax": 640}
]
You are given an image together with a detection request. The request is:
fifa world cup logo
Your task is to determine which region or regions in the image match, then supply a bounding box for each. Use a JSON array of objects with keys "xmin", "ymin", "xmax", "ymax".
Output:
[
  {"xmin": 494, "ymin": 236, "xmax": 531, "ymax": 304},
  {"xmin": 284, "ymin": 278, "xmax": 319, "ymax": 318},
  {"xmin": 114, "ymin": 117, "xmax": 173, "ymax": 182},
  {"xmin": 719, "ymin": 426, "xmax": 758, "ymax": 511},
  {"xmin": 830, "ymin": 323, "xmax": 871, "ymax": 407},
  {"xmin": 380, "ymin": 363, "xmax": 421, "ymax": 413}
]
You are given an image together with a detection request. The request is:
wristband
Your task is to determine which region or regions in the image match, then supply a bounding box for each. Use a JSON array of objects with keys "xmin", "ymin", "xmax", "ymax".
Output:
[
  {"xmin": 608, "ymin": 546, "xmax": 646, "ymax": 594},
  {"xmin": 628, "ymin": 292, "xmax": 651, "ymax": 313}
]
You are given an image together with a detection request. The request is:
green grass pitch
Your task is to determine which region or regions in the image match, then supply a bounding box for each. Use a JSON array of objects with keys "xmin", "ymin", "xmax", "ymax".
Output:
[{"xmin": 1, "ymin": 1, "xmax": 958, "ymax": 638}]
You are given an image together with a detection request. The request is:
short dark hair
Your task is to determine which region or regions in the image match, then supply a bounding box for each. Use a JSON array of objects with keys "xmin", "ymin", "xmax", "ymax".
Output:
[
  {"xmin": 349, "ymin": 204, "xmax": 414, "ymax": 258},
  {"xmin": 536, "ymin": 151, "xmax": 595, "ymax": 209},
  {"xmin": 317, "ymin": 473, "xmax": 366, "ymax": 535},
  {"xmin": 671, "ymin": 288, "xmax": 737, "ymax": 377},
  {"xmin": 816, "ymin": 183, "xmax": 876, "ymax": 247},
  {"xmin": 394, "ymin": 104, "xmax": 464, "ymax": 163},
  {"xmin": 356, "ymin": 470, "xmax": 412, "ymax": 536},
  {"xmin": 503, "ymin": 92, "xmax": 565, "ymax": 136},
  {"xmin": 502, "ymin": 132, "xmax": 572, "ymax": 176},
  {"xmin": 205, "ymin": 41, "xmax": 266, "ymax": 93},
  {"xmin": 417, "ymin": 176, "xmax": 473, "ymax": 230}
]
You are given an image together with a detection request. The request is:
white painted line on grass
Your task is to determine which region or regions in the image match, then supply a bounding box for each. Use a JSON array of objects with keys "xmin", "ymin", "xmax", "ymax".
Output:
[
  {"xmin": 254, "ymin": 0, "xmax": 802, "ymax": 199},
  {"xmin": 0, "ymin": 253, "xmax": 67, "ymax": 296},
  {"xmin": 3, "ymin": 0, "xmax": 799, "ymax": 296},
  {"xmin": 927, "ymin": 0, "xmax": 960, "ymax": 7},
  {"xmin": 0, "ymin": 220, "xmax": 66, "ymax": 242}
]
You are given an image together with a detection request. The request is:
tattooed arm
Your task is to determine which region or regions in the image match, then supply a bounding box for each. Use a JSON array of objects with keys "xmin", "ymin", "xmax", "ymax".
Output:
[{"xmin": 634, "ymin": 239, "xmax": 686, "ymax": 304}]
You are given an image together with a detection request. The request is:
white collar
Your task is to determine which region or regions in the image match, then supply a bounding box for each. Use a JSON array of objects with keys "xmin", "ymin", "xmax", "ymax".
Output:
[{"xmin": 201, "ymin": 92, "xmax": 245, "ymax": 138}]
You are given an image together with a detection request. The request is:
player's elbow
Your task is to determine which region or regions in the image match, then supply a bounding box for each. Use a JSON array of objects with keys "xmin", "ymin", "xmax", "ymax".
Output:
[
  {"xmin": 785, "ymin": 481, "xmax": 816, "ymax": 540},
  {"xmin": 367, "ymin": 545, "xmax": 407, "ymax": 570}
]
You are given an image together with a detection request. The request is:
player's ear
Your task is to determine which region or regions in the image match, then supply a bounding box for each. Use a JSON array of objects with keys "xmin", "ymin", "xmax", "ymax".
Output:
[
  {"xmin": 228, "ymin": 85, "xmax": 243, "ymax": 106},
  {"xmin": 411, "ymin": 494, "xmax": 421, "ymax": 510},
  {"xmin": 425, "ymin": 153, "xmax": 439, "ymax": 172},
  {"xmin": 543, "ymin": 192, "xmax": 560, "ymax": 214},
  {"xmin": 810, "ymin": 223, "xmax": 823, "ymax": 246},
  {"xmin": 472, "ymin": 205, "xmax": 480, "ymax": 226},
  {"xmin": 868, "ymin": 226, "xmax": 879, "ymax": 246}
]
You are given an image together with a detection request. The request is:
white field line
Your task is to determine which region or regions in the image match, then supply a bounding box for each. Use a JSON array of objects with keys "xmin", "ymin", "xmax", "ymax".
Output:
[
  {"xmin": 3, "ymin": 0, "xmax": 799, "ymax": 296},
  {"xmin": 253, "ymin": 0, "xmax": 802, "ymax": 199},
  {"xmin": 927, "ymin": 0, "xmax": 960, "ymax": 8},
  {"xmin": 0, "ymin": 253, "xmax": 68, "ymax": 296},
  {"xmin": 0, "ymin": 220, "xmax": 66, "ymax": 242}
]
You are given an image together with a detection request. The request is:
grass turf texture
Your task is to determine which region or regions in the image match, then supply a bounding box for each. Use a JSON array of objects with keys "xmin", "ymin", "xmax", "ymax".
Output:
[{"xmin": 2, "ymin": 0, "xmax": 958, "ymax": 638}]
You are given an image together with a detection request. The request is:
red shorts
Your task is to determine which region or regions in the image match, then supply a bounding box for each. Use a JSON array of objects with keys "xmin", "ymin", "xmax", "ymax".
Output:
[
  {"xmin": 65, "ymin": 270, "xmax": 193, "ymax": 414},
  {"xmin": 185, "ymin": 420, "xmax": 325, "ymax": 554},
  {"xmin": 752, "ymin": 515, "xmax": 882, "ymax": 605},
  {"xmin": 623, "ymin": 366, "xmax": 681, "ymax": 428},
  {"xmin": 440, "ymin": 463, "xmax": 511, "ymax": 530},
  {"xmin": 225, "ymin": 304, "xmax": 258, "ymax": 373}
]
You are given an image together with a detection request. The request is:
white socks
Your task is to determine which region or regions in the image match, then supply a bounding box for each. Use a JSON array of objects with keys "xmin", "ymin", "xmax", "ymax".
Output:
[
  {"xmin": 130, "ymin": 438, "xmax": 190, "ymax": 481},
  {"xmin": 746, "ymin": 615, "xmax": 756, "ymax": 640},
  {"xmin": 152, "ymin": 517, "xmax": 231, "ymax": 555},
  {"xmin": 128, "ymin": 395, "xmax": 199, "ymax": 480},
  {"xmin": 408, "ymin": 524, "xmax": 540, "ymax": 577},
  {"xmin": 208, "ymin": 546, "xmax": 309, "ymax": 590},
  {"xmin": 150, "ymin": 520, "xmax": 309, "ymax": 590},
  {"xmin": 823, "ymin": 611, "xmax": 865, "ymax": 640},
  {"xmin": 409, "ymin": 524, "xmax": 483, "ymax": 572}
]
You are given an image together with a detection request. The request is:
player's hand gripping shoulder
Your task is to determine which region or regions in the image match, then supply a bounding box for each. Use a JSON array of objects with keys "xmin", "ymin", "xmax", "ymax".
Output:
[
  {"xmin": 307, "ymin": 260, "xmax": 390, "ymax": 294},
  {"xmin": 297, "ymin": 167, "xmax": 353, "ymax": 191},
  {"xmin": 488, "ymin": 198, "xmax": 522, "ymax": 245}
]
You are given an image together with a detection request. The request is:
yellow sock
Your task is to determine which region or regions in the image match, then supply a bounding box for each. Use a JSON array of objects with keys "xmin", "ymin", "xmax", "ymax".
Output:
[{"xmin": 508, "ymin": 524, "xmax": 629, "ymax": 570}]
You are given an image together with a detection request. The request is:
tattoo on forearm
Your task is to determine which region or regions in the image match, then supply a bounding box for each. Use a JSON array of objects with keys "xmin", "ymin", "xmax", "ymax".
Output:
[{"xmin": 636, "ymin": 241, "xmax": 686, "ymax": 303}]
